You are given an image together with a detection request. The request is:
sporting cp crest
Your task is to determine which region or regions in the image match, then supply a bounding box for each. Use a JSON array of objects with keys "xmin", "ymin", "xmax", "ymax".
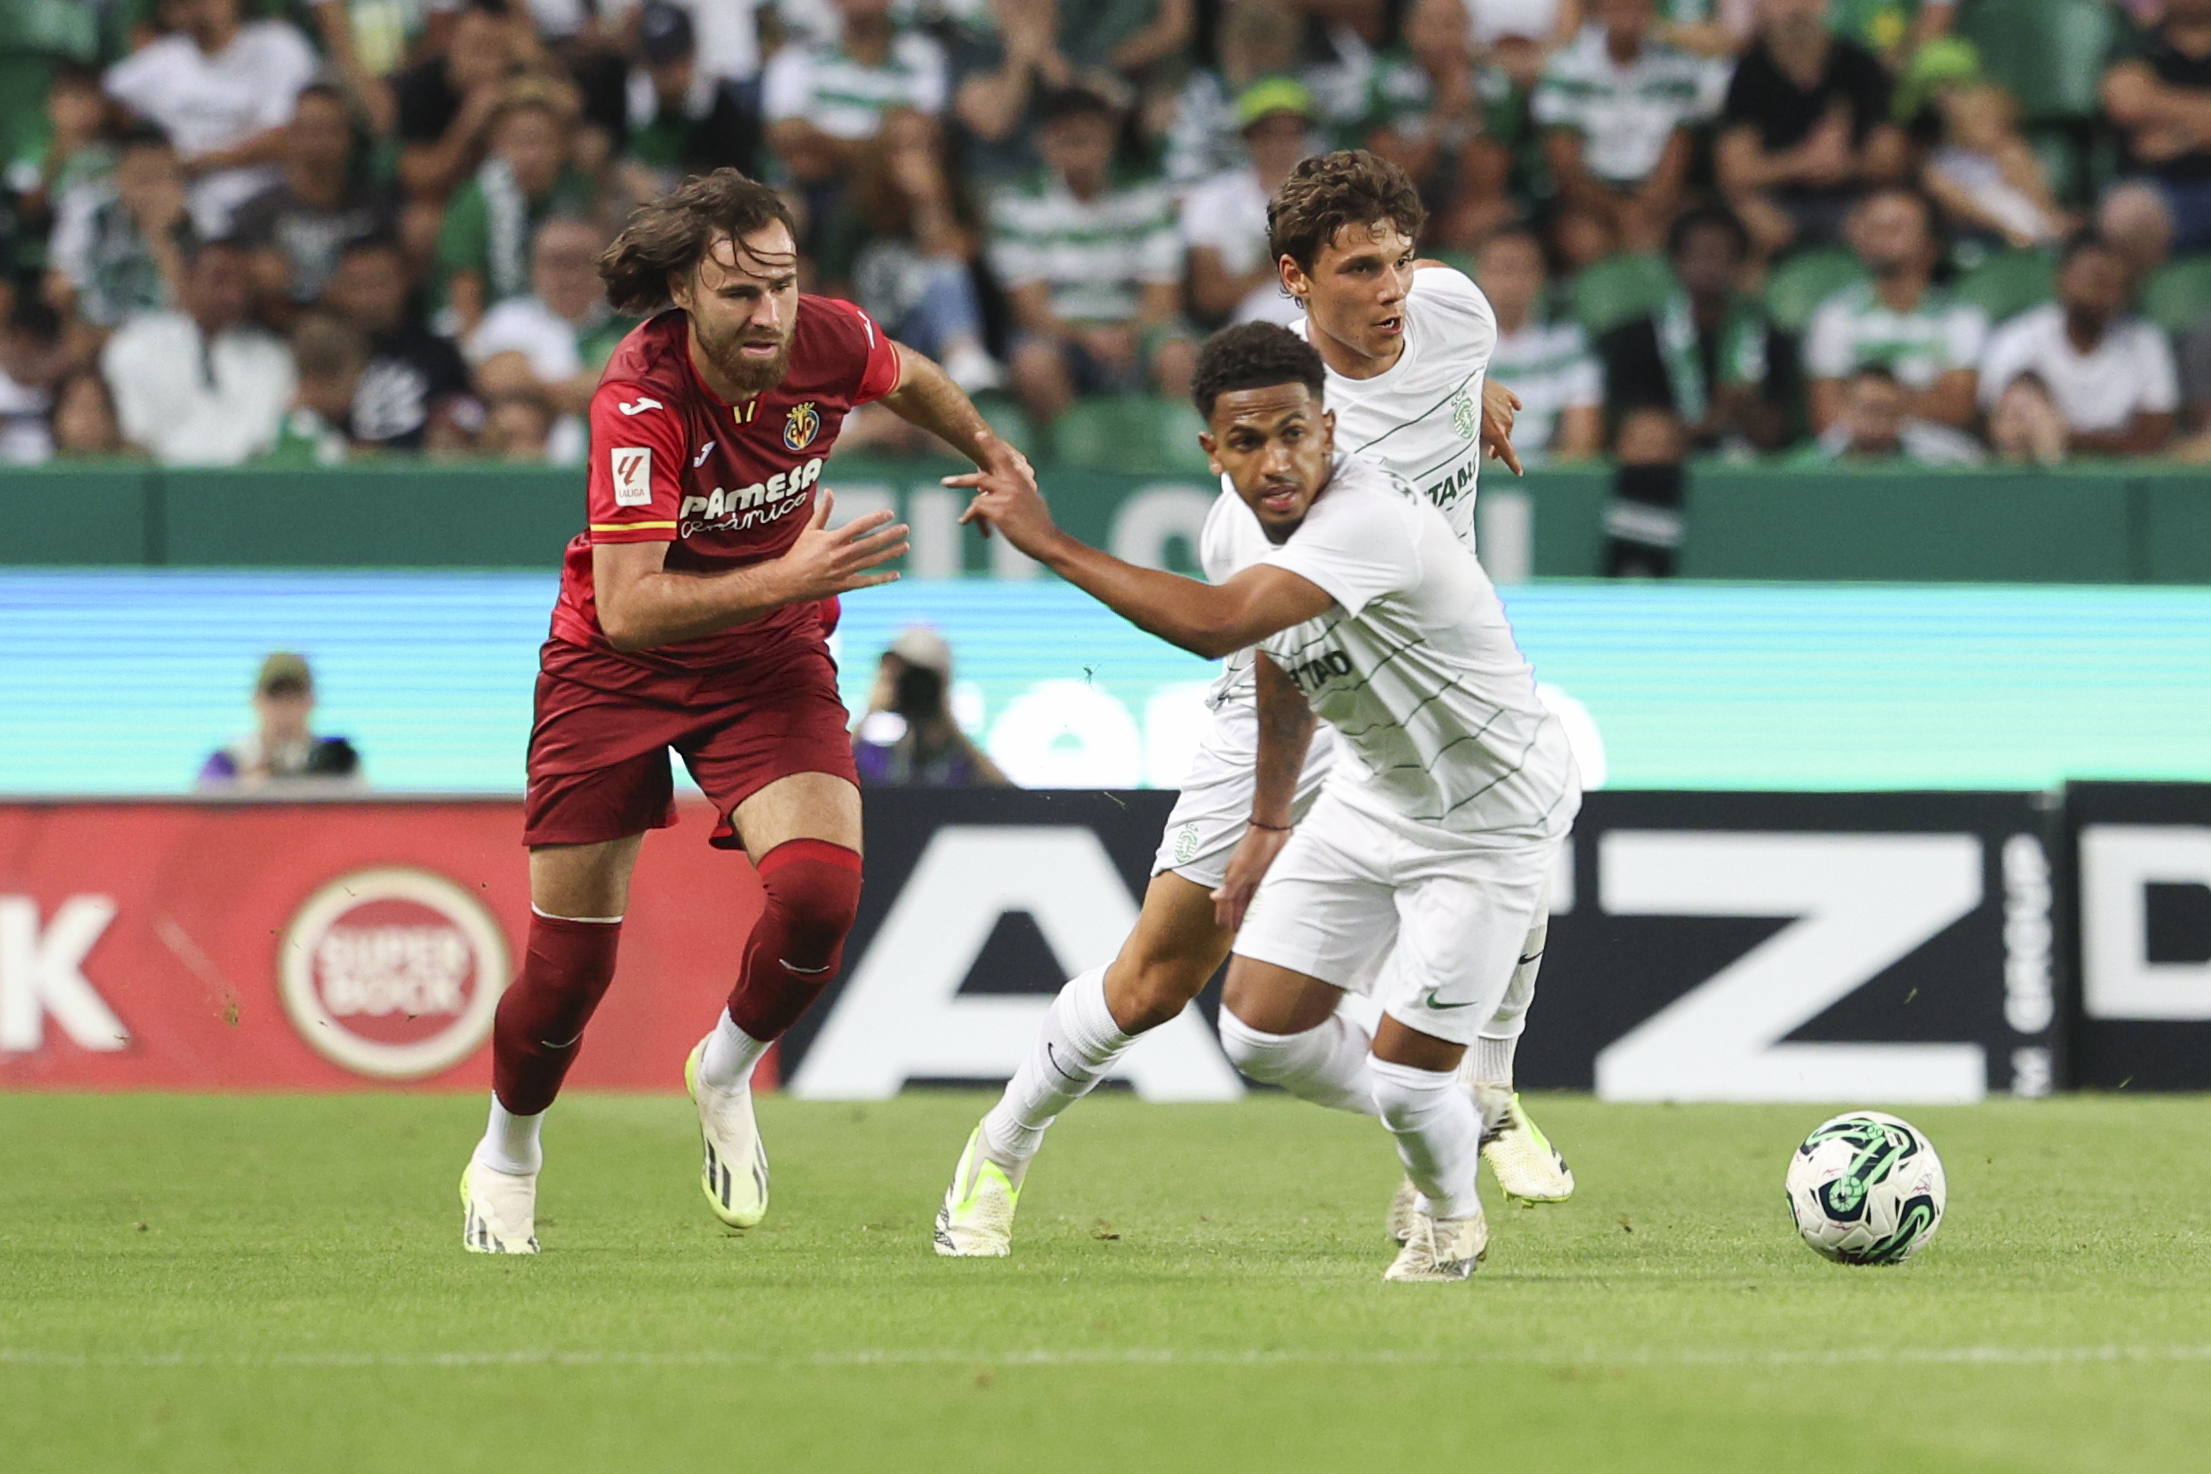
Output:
[
  {"xmin": 1451, "ymin": 391, "xmax": 1478, "ymax": 440},
  {"xmin": 783, "ymin": 400, "xmax": 821, "ymax": 450}
]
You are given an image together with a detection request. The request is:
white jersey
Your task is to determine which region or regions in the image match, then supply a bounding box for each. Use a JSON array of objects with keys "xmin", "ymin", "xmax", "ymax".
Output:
[
  {"xmin": 1256, "ymin": 454, "xmax": 1578, "ymax": 845},
  {"xmin": 1294, "ymin": 265, "xmax": 1499, "ymax": 542},
  {"xmin": 1197, "ymin": 265, "xmax": 1499, "ymax": 707}
]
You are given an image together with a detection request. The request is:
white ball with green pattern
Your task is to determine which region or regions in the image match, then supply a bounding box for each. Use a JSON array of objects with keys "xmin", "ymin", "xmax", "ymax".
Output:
[{"xmin": 1785, "ymin": 1111, "xmax": 1947, "ymax": 1265}]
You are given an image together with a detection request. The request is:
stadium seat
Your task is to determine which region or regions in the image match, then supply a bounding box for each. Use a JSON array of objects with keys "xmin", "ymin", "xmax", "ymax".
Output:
[
  {"xmin": 1764, "ymin": 248, "xmax": 1865, "ymax": 333},
  {"xmin": 2140, "ymin": 254, "xmax": 2211, "ymax": 338},
  {"xmin": 1572, "ymin": 253, "xmax": 1677, "ymax": 337},
  {"xmin": 1051, "ymin": 396, "xmax": 1214, "ymax": 476},
  {"xmin": 1953, "ymin": 248, "xmax": 2057, "ymax": 327},
  {"xmin": 1959, "ymin": 0, "xmax": 2115, "ymax": 122}
]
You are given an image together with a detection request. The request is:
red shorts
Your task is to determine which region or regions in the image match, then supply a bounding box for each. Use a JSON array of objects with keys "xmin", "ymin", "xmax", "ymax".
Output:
[{"xmin": 523, "ymin": 638, "xmax": 858, "ymax": 850}]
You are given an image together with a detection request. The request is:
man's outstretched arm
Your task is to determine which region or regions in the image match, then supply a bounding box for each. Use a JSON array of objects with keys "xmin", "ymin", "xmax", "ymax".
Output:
[
  {"xmin": 878, "ymin": 342, "xmax": 1028, "ymax": 471},
  {"xmin": 951, "ymin": 460, "xmax": 1334, "ymax": 657}
]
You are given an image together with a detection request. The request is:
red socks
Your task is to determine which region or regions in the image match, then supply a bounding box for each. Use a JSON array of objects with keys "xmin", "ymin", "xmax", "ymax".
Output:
[
  {"xmin": 726, "ymin": 839, "xmax": 862, "ymax": 1042},
  {"xmin": 491, "ymin": 913, "xmax": 622, "ymax": 1115},
  {"xmin": 491, "ymin": 840, "xmax": 857, "ymax": 1113}
]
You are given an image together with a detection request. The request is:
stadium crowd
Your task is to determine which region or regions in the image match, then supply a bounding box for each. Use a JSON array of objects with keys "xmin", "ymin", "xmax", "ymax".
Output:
[{"xmin": 2, "ymin": 0, "xmax": 2210, "ymax": 472}]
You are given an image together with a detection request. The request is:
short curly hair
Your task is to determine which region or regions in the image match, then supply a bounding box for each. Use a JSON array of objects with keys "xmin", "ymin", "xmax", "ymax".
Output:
[
  {"xmin": 1191, "ymin": 322, "xmax": 1327, "ymax": 421},
  {"xmin": 1267, "ymin": 150, "xmax": 1428, "ymax": 273}
]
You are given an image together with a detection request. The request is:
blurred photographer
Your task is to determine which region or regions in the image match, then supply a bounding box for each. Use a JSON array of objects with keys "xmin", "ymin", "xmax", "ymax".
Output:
[
  {"xmin": 851, "ymin": 628, "xmax": 1007, "ymax": 789},
  {"xmin": 197, "ymin": 652, "xmax": 365, "ymax": 790}
]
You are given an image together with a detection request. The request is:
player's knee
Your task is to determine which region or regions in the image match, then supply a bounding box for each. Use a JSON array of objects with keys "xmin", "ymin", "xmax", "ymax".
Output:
[
  {"xmin": 757, "ymin": 841, "xmax": 862, "ymax": 971},
  {"xmin": 1215, "ymin": 1009, "xmax": 1302, "ymax": 1085},
  {"xmin": 1110, "ymin": 958, "xmax": 1206, "ymax": 1033},
  {"xmin": 499, "ymin": 914, "xmax": 622, "ymax": 1039}
]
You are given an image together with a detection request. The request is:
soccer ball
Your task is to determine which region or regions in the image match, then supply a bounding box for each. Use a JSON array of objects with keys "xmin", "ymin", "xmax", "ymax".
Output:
[{"xmin": 1784, "ymin": 1111, "xmax": 1946, "ymax": 1265}]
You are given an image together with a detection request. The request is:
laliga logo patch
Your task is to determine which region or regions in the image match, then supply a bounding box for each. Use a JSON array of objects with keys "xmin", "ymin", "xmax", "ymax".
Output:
[
  {"xmin": 1451, "ymin": 391, "xmax": 1478, "ymax": 441},
  {"xmin": 784, "ymin": 400, "xmax": 821, "ymax": 451},
  {"xmin": 278, "ymin": 866, "xmax": 510, "ymax": 1081}
]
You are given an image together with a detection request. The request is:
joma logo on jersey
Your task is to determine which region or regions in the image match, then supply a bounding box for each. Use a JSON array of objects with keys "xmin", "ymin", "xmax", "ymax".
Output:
[
  {"xmin": 783, "ymin": 401, "xmax": 821, "ymax": 450},
  {"xmin": 678, "ymin": 455, "xmax": 826, "ymax": 530},
  {"xmin": 1283, "ymin": 650, "xmax": 1355, "ymax": 694}
]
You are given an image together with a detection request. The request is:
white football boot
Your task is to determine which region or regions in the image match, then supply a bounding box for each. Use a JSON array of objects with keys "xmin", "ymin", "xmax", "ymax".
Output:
[
  {"xmin": 1383, "ymin": 1203, "xmax": 1489, "ymax": 1282},
  {"xmin": 933, "ymin": 1126, "xmax": 1023, "ymax": 1258},
  {"xmin": 685, "ymin": 1037, "xmax": 769, "ymax": 1229},
  {"xmin": 1475, "ymin": 1084, "xmax": 1575, "ymax": 1202},
  {"xmin": 459, "ymin": 1150, "xmax": 540, "ymax": 1254}
]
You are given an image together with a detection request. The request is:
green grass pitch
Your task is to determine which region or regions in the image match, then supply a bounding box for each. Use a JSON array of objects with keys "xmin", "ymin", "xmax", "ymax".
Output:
[{"xmin": 4, "ymin": 1090, "xmax": 2208, "ymax": 1473}]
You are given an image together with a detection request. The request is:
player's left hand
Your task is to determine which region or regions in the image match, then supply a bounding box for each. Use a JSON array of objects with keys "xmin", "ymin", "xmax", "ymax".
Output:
[
  {"xmin": 1481, "ymin": 378, "xmax": 1524, "ymax": 477},
  {"xmin": 948, "ymin": 434, "xmax": 1057, "ymax": 554},
  {"xmin": 1212, "ymin": 823, "xmax": 1293, "ymax": 933}
]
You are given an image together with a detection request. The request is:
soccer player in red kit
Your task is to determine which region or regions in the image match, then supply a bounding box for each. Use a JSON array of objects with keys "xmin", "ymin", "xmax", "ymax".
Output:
[{"xmin": 460, "ymin": 170, "xmax": 1025, "ymax": 1253}]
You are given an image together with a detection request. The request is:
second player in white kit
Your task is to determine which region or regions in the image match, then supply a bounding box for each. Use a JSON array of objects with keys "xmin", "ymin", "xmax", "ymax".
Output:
[
  {"xmin": 952, "ymin": 320, "xmax": 1577, "ymax": 1278},
  {"xmin": 931, "ymin": 151, "xmax": 1576, "ymax": 1266}
]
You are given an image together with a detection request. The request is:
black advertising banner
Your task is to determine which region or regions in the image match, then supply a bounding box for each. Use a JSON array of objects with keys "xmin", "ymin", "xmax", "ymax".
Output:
[
  {"xmin": 1523, "ymin": 791, "xmax": 2061, "ymax": 1100},
  {"xmin": 2064, "ymin": 783, "xmax": 2211, "ymax": 1090},
  {"xmin": 778, "ymin": 788, "xmax": 2063, "ymax": 1103}
]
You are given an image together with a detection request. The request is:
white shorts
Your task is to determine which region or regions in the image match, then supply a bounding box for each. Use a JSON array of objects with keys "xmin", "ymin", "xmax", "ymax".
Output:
[
  {"xmin": 1152, "ymin": 698, "xmax": 1337, "ymax": 890},
  {"xmin": 1230, "ymin": 789, "xmax": 1558, "ymax": 1047}
]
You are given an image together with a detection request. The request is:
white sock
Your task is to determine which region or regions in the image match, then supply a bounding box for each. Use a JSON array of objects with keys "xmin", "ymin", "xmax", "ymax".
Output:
[
  {"xmin": 478, "ymin": 1094, "xmax": 543, "ymax": 1176},
  {"xmin": 1216, "ymin": 1010, "xmax": 1380, "ymax": 1116},
  {"xmin": 1473, "ymin": 1034, "xmax": 1517, "ymax": 1090},
  {"xmin": 1474, "ymin": 904, "xmax": 1545, "ymax": 1089},
  {"xmin": 1369, "ymin": 1058, "xmax": 1482, "ymax": 1220},
  {"xmin": 980, "ymin": 967, "xmax": 1133, "ymax": 1167},
  {"xmin": 699, "ymin": 1009, "xmax": 772, "ymax": 1091}
]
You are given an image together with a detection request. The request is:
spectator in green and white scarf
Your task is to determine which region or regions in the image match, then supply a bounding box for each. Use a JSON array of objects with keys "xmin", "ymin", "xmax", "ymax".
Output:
[
  {"xmin": 1599, "ymin": 205, "xmax": 1799, "ymax": 456},
  {"xmin": 431, "ymin": 83, "xmax": 595, "ymax": 334}
]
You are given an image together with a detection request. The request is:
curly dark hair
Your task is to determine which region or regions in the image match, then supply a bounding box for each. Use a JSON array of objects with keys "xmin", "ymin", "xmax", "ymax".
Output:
[
  {"xmin": 1191, "ymin": 322, "xmax": 1327, "ymax": 421},
  {"xmin": 598, "ymin": 168, "xmax": 798, "ymax": 315},
  {"xmin": 1266, "ymin": 150, "xmax": 1428, "ymax": 273}
]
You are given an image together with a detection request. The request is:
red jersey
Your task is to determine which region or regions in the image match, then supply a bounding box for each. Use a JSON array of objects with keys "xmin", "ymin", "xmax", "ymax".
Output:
[{"xmin": 548, "ymin": 296, "xmax": 902, "ymax": 674}]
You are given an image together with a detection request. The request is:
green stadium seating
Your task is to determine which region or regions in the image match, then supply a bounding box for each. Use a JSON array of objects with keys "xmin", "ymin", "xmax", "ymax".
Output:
[
  {"xmin": 1572, "ymin": 253, "xmax": 1677, "ymax": 337},
  {"xmin": 967, "ymin": 393, "xmax": 1041, "ymax": 460},
  {"xmin": 1050, "ymin": 396, "xmax": 1213, "ymax": 476},
  {"xmin": 1959, "ymin": 0, "xmax": 2115, "ymax": 122},
  {"xmin": 1953, "ymin": 248, "xmax": 2057, "ymax": 326},
  {"xmin": 2140, "ymin": 254, "xmax": 2211, "ymax": 338},
  {"xmin": 1764, "ymin": 248, "xmax": 1865, "ymax": 333}
]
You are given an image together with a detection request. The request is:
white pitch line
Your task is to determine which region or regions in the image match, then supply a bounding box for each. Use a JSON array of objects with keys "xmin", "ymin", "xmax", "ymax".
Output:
[{"xmin": 5, "ymin": 1346, "xmax": 2211, "ymax": 1370}]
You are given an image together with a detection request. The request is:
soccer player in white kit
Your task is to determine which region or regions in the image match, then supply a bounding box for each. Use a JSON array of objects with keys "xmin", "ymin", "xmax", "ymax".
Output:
[
  {"xmin": 952, "ymin": 323, "xmax": 1578, "ymax": 1278},
  {"xmin": 932, "ymin": 151, "xmax": 1572, "ymax": 1260}
]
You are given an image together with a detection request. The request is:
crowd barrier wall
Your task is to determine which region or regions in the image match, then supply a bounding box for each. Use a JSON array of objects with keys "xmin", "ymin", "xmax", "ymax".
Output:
[
  {"xmin": 6, "ymin": 460, "xmax": 2210, "ymax": 583},
  {"xmin": 5, "ymin": 784, "xmax": 2202, "ymax": 1097}
]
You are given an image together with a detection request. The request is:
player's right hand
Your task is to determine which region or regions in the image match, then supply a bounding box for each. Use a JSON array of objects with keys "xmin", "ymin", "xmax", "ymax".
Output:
[
  {"xmin": 775, "ymin": 489, "xmax": 910, "ymax": 600},
  {"xmin": 1211, "ymin": 823, "xmax": 1293, "ymax": 933},
  {"xmin": 948, "ymin": 452, "xmax": 1058, "ymax": 558}
]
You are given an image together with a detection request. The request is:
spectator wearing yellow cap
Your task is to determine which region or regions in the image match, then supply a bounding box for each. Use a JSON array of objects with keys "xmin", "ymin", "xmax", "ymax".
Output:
[
  {"xmin": 196, "ymin": 652, "xmax": 364, "ymax": 789},
  {"xmin": 1182, "ymin": 80, "xmax": 1322, "ymax": 329}
]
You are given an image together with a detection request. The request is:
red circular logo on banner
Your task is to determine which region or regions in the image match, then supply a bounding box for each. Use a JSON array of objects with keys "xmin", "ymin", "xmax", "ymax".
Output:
[{"xmin": 278, "ymin": 867, "xmax": 511, "ymax": 1080}]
